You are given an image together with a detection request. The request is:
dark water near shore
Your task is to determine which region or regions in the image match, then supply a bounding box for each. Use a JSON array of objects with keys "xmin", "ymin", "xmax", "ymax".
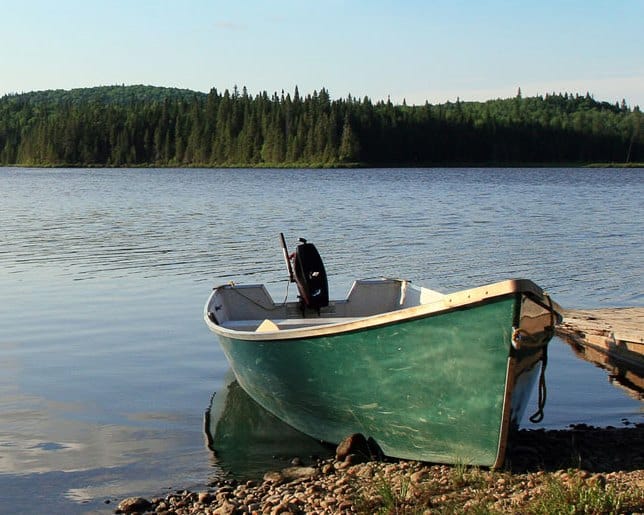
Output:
[{"xmin": 1, "ymin": 167, "xmax": 642, "ymax": 513}]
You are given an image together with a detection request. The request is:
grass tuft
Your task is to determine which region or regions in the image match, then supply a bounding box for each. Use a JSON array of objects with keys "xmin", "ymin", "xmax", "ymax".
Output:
[{"xmin": 525, "ymin": 474, "xmax": 643, "ymax": 514}]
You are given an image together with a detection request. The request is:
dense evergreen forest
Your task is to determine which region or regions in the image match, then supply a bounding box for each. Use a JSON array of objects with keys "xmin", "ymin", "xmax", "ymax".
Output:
[{"xmin": 0, "ymin": 85, "xmax": 641, "ymax": 167}]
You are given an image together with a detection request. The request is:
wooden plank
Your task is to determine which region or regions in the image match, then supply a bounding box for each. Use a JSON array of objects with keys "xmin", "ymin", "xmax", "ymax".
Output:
[{"xmin": 555, "ymin": 307, "xmax": 644, "ymax": 373}]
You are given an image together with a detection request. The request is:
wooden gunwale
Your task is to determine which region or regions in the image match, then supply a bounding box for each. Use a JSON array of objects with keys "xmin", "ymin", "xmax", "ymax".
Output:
[{"xmin": 206, "ymin": 278, "xmax": 560, "ymax": 341}]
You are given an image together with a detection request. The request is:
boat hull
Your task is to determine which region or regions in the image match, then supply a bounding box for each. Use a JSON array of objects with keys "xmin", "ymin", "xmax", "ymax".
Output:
[{"xmin": 214, "ymin": 293, "xmax": 548, "ymax": 467}]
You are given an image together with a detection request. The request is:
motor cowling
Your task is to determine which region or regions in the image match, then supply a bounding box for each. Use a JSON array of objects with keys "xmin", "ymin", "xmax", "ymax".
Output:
[{"xmin": 293, "ymin": 238, "xmax": 329, "ymax": 312}]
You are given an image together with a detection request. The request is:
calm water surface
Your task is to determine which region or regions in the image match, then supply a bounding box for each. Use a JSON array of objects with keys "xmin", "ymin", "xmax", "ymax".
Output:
[{"xmin": 1, "ymin": 167, "xmax": 642, "ymax": 513}]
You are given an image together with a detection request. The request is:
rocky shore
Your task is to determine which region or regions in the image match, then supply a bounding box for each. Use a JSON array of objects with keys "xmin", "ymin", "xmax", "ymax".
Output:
[{"xmin": 116, "ymin": 424, "xmax": 644, "ymax": 514}]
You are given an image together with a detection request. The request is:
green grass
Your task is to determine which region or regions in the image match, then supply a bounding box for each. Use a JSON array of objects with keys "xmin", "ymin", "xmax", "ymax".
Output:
[
  {"xmin": 353, "ymin": 465, "xmax": 643, "ymax": 515},
  {"xmin": 525, "ymin": 474, "xmax": 644, "ymax": 515},
  {"xmin": 355, "ymin": 465, "xmax": 493, "ymax": 515},
  {"xmin": 353, "ymin": 474, "xmax": 413, "ymax": 515},
  {"xmin": 585, "ymin": 162, "xmax": 644, "ymax": 168},
  {"xmin": 375, "ymin": 475, "xmax": 411, "ymax": 514},
  {"xmin": 449, "ymin": 461, "xmax": 487, "ymax": 490}
]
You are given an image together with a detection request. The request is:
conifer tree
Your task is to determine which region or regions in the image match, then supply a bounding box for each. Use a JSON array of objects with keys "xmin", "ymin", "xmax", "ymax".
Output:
[{"xmin": 338, "ymin": 114, "xmax": 360, "ymax": 162}]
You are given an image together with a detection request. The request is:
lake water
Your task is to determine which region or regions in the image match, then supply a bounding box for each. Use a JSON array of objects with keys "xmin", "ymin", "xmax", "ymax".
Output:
[{"xmin": 1, "ymin": 167, "xmax": 642, "ymax": 513}]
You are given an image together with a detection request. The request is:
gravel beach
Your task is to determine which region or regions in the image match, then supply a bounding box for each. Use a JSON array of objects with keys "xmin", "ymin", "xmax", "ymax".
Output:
[{"xmin": 116, "ymin": 424, "xmax": 644, "ymax": 514}]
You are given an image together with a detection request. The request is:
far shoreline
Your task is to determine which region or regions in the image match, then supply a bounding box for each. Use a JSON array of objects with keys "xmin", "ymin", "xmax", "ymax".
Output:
[{"xmin": 1, "ymin": 162, "xmax": 643, "ymax": 170}]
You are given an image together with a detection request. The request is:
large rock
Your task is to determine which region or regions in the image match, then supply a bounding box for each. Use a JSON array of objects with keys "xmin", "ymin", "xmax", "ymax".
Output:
[
  {"xmin": 116, "ymin": 496, "xmax": 152, "ymax": 513},
  {"xmin": 281, "ymin": 466, "xmax": 318, "ymax": 481},
  {"xmin": 263, "ymin": 466, "xmax": 318, "ymax": 484},
  {"xmin": 367, "ymin": 436, "xmax": 385, "ymax": 461},
  {"xmin": 336, "ymin": 433, "xmax": 371, "ymax": 462}
]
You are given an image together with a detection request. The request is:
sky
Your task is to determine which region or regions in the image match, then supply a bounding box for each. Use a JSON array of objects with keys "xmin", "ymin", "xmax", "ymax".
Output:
[{"xmin": 1, "ymin": 0, "xmax": 643, "ymax": 107}]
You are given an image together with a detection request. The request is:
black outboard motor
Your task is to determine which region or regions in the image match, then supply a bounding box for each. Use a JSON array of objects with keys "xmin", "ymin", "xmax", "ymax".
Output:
[{"xmin": 293, "ymin": 238, "xmax": 329, "ymax": 313}]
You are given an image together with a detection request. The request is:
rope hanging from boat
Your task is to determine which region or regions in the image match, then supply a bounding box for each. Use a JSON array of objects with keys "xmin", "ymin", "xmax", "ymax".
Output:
[
  {"xmin": 227, "ymin": 282, "xmax": 291, "ymax": 310},
  {"xmin": 528, "ymin": 293, "xmax": 555, "ymax": 424},
  {"xmin": 529, "ymin": 344, "xmax": 548, "ymax": 423}
]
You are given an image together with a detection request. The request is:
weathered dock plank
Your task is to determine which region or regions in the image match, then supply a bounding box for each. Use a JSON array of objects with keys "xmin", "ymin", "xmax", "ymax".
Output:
[{"xmin": 555, "ymin": 307, "xmax": 644, "ymax": 373}]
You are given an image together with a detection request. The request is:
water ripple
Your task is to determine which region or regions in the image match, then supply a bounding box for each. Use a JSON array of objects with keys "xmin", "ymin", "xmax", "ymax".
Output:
[{"xmin": 1, "ymin": 167, "xmax": 642, "ymax": 307}]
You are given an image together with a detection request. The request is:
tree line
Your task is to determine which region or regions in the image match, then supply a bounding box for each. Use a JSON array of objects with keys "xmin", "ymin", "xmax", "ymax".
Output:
[{"xmin": 0, "ymin": 85, "xmax": 641, "ymax": 167}]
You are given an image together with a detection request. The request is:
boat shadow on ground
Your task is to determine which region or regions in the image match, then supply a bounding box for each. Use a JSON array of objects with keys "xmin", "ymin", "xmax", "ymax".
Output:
[
  {"xmin": 505, "ymin": 424, "xmax": 643, "ymax": 473},
  {"xmin": 206, "ymin": 378, "xmax": 642, "ymax": 478}
]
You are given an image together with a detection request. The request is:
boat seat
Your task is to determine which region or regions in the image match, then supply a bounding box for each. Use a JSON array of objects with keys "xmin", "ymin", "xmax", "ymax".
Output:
[{"xmin": 220, "ymin": 317, "xmax": 361, "ymax": 332}]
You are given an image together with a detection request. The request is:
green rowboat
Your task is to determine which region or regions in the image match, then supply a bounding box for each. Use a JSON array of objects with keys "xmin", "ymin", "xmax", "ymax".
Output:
[{"xmin": 204, "ymin": 238, "xmax": 562, "ymax": 467}]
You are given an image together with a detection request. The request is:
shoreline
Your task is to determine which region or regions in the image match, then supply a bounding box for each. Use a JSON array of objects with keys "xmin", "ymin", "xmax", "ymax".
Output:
[
  {"xmin": 2, "ymin": 162, "xmax": 643, "ymax": 170},
  {"xmin": 115, "ymin": 424, "xmax": 644, "ymax": 514}
]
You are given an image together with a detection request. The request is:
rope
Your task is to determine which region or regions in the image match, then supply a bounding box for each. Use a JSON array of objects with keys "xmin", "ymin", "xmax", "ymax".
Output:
[
  {"xmin": 227, "ymin": 280, "xmax": 292, "ymax": 311},
  {"xmin": 528, "ymin": 293, "xmax": 556, "ymax": 424},
  {"xmin": 281, "ymin": 280, "xmax": 291, "ymax": 305},
  {"xmin": 529, "ymin": 344, "xmax": 548, "ymax": 423}
]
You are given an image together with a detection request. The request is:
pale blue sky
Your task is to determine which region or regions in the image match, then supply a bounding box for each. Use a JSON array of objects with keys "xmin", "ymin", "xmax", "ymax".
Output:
[{"xmin": 1, "ymin": 0, "xmax": 642, "ymax": 106}]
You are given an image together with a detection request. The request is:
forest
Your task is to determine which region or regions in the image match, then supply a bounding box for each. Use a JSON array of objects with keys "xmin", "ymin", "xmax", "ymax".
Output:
[{"xmin": 0, "ymin": 84, "xmax": 641, "ymax": 167}]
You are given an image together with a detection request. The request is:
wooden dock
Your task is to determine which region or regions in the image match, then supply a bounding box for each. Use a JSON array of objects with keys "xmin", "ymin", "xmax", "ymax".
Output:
[{"xmin": 555, "ymin": 307, "xmax": 644, "ymax": 398}]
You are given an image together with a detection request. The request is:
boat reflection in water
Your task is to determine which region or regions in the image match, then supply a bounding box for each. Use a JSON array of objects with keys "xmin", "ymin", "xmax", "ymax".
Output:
[
  {"xmin": 204, "ymin": 374, "xmax": 334, "ymax": 480},
  {"xmin": 559, "ymin": 336, "xmax": 643, "ymax": 401}
]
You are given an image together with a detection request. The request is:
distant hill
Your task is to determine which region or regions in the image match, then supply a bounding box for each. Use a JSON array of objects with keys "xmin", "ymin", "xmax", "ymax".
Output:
[
  {"xmin": 0, "ymin": 85, "xmax": 641, "ymax": 167},
  {"xmin": 2, "ymin": 85, "xmax": 205, "ymax": 107}
]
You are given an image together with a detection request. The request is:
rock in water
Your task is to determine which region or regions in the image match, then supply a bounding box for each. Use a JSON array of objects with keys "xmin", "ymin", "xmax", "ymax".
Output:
[{"xmin": 116, "ymin": 496, "xmax": 152, "ymax": 513}]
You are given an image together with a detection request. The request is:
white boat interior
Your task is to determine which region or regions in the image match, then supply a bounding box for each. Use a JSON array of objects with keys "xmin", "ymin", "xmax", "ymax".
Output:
[{"xmin": 207, "ymin": 278, "xmax": 445, "ymax": 332}]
